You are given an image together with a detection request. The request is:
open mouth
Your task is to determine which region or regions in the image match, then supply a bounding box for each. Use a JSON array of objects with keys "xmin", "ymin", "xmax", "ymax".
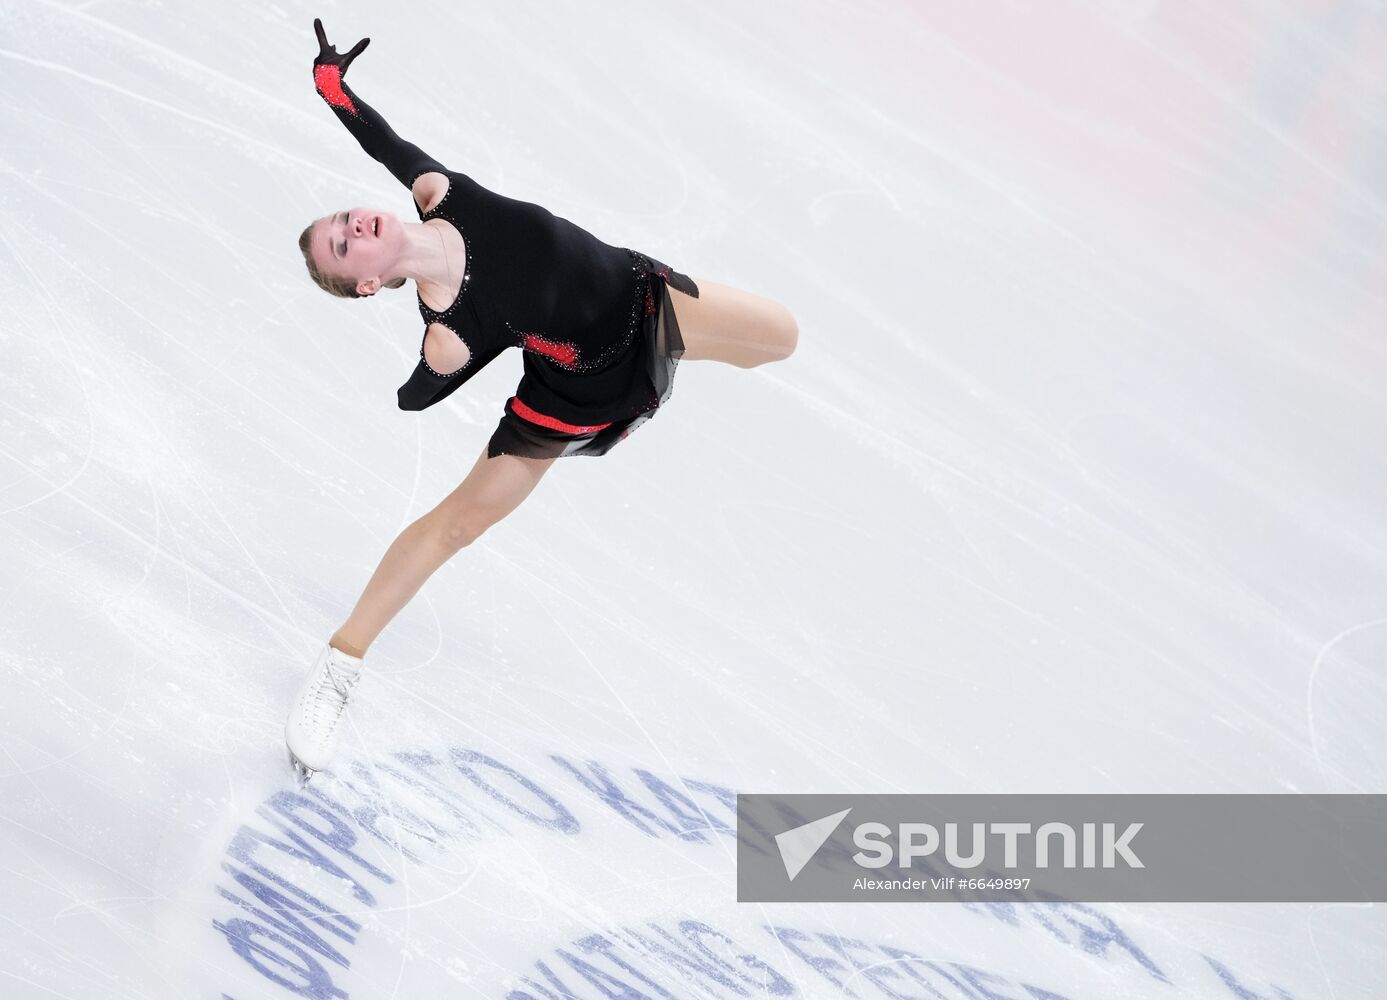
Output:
[{"xmin": 371, "ymin": 216, "xmax": 380, "ymax": 236}]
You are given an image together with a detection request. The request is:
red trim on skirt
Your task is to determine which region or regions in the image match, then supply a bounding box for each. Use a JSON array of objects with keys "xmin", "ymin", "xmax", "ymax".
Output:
[{"xmin": 508, "ymin": 396, "xmax": 613, "ymax": 434}]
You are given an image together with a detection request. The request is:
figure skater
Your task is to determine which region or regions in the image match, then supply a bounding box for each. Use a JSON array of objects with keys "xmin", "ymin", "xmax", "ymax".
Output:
[{"xmin": 286, "ymin": 19, "xmax": 798, "ymax": 779}]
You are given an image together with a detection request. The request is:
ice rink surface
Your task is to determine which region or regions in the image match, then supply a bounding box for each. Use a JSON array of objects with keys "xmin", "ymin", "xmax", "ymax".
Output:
[{"xmin": 2, "ymin": 0, "xmax": 1385, "ymax": 996}]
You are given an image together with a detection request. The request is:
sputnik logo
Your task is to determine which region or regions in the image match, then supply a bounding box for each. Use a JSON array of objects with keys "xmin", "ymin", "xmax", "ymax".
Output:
[{"xmin": 775, "ymin": 808, "xmax": 852, "ymax": 881}]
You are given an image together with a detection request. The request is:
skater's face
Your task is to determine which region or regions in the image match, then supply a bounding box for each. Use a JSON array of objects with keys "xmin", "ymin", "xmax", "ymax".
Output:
[{"xmin": 309, "ymin": 207, "xmax": 404, "ymax": 296}]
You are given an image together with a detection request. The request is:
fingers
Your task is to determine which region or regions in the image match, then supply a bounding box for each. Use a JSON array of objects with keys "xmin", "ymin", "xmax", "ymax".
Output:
[{"xmin": 313, "ymin": 18, "xmax": 370, "ymax": 66}]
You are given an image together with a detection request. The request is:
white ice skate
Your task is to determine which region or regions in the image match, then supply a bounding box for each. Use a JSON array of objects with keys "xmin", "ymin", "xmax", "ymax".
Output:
[{"xmin": 284, "ymin": 643, "xmax": 364, "ymax": 783}]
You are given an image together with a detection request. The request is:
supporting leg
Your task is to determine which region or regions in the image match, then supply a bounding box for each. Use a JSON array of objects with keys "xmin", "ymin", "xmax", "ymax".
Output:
[{"xmin": 330, "ymin": 446, "xmax": 557, "ymax": 657}]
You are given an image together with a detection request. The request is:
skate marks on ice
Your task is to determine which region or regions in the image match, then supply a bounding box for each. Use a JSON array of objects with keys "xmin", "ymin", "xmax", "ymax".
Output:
[
  {"xmin": 208, "ymin": 743, "xmax": 1298, "ymax": 1000},
  {"xmin": 1305, "ymin": 618, "xmax": 1387, "ymax": 788}
]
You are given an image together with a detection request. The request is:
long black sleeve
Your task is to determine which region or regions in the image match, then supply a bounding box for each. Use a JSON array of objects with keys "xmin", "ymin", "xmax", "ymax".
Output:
[
  {"xmin": 396, "ymin": 344, "xmax": 507, "ymax": 412},
  {"xmin": 313, "ymin": 63, "xmax": 447, "ymax": 190},
  {"xmin": 396, "ymin": 363, "xmax": 467, "ymax": 411}
]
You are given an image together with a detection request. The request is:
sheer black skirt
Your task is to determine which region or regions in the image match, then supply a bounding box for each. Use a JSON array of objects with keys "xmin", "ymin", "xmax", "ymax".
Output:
[{"xmin": 487, "ymin": 252, "xmax": 699, "ymax": 460}]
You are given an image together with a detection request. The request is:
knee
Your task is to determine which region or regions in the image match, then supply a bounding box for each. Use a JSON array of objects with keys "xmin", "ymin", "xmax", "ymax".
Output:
[
  {"xmin": 436, "ymin": 510, "xmax": 493, "ymax": 552},
  {"xmin": 752, "ymin": 305, "xmax": 798, "ymax": 367},
  {"xmin": 778, "ymin": 307, "xmax": 799, "ymax": 360}
]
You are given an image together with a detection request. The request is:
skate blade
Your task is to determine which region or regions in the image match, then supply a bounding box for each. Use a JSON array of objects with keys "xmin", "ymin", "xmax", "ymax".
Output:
[{"xmin": 287, "ymin": 747, "xmax": 317, "ymax": 787}]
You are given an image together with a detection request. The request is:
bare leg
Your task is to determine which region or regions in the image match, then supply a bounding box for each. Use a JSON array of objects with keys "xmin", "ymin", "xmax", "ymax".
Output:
[
  {"xmin": 330, "ymin": 447, "xmax": 557, "ymax": 657},
  {"xmin": 669, "ymin": 278, "xmax": 799, "ymax": 368}
]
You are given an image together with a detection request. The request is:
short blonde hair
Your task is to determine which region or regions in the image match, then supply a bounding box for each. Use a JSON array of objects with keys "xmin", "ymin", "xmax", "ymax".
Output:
[{"xmin": 297, "ymin": 220, "xmax": 405, "ymax": 298}]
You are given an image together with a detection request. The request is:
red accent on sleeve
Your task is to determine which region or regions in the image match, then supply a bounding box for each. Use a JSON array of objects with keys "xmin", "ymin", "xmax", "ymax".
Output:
[
  {"xmin": 509, "ymin": 397, "xmax": 611, "ymax": 434},
  {"xmin": 313, "ymin": 64, "xmax": 357, "ymax": 114}
]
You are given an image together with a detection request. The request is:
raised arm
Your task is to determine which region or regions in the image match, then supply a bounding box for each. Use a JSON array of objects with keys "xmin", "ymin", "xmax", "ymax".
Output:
[{"xmin": 311, "ymin": 18, "xmax": 447, "ymax": 190}]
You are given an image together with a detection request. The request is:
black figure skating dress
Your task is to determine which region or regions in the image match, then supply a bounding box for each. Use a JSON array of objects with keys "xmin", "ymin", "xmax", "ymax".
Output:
[{"xmin": 313, "ymin": 59, "xmax": 699, "ymax": 459}]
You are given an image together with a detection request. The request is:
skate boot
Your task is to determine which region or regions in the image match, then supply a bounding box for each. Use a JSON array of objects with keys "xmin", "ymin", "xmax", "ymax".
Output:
[{"xmin": 285, "ymin": 642, "xmax": 364, "ymax": 783}]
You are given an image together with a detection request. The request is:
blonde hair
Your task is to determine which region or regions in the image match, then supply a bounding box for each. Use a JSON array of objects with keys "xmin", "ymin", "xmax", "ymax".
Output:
[{"xmin": 298, "ymin": 220, "xmax": 405, "ymax": 299}]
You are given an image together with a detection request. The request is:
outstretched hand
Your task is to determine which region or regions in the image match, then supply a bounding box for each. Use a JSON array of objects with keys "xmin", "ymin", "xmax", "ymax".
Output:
[{"xmin": 313, "ymin": 17, "xmax": 369, "ymax": 72}]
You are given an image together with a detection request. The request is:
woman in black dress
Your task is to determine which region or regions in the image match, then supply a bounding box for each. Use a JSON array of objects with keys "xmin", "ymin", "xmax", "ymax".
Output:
[{"xmin": 286, "ymin": 20, "xmax": 798, "ymax": 778}]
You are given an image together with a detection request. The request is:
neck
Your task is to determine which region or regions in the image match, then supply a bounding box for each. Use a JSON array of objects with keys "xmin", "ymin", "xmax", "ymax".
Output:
[{"xmin": 389, "ymin": 220, "xmax": 460, "ymax": 289}]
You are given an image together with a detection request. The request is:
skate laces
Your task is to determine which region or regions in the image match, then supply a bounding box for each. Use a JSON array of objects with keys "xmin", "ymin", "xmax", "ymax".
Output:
[{"xmin": 311, "ymin": 655, "xmax": 361, "ymax": 734}]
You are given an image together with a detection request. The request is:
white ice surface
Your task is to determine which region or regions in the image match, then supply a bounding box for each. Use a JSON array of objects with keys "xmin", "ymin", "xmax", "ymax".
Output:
[{"xmin": 1, "ymin": 1, "xmax": 1385, "ymax": 997}]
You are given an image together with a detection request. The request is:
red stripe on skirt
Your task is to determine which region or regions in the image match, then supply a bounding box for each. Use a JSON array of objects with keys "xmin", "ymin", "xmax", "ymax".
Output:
[{"xmin": 509, "ymin": 397, "xmax": 612, "ymax": 434}]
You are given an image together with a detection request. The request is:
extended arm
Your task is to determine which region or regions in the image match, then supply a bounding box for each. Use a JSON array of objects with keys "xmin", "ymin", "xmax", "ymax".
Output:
[
  {"xmin": 396, "ymin": 363, "xmax": 469, "ymax": 412},
  {"xmin": 312, "ymin": 18, "xmax": 447, "ymax": 190},
  {"xmin": 397, "ymin": 340, "xmax": 507, "ymax": 412}
]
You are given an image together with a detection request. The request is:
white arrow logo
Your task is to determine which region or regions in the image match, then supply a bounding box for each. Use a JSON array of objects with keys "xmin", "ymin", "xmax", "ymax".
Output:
[{"xmin": 775, "ymin": 808, "xmax": 852, "ymax": 881}]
